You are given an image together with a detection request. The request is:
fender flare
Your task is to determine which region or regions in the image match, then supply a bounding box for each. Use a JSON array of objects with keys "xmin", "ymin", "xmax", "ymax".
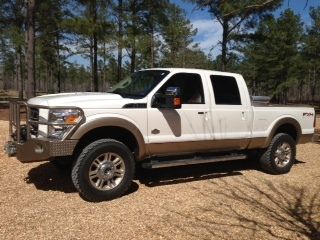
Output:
[
  {"xmin": 70, "ymin": 116, "xmax": 147, "ymax": 160},
  {"xmin": 263, "ymin": 117, "xmax": 302, "ymax": 148}
]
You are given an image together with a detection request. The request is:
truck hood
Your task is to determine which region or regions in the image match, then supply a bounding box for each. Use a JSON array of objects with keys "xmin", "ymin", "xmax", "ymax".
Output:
[{"xmin": 27, "ymin": 92, "xmax": 137, "ymax": 108}]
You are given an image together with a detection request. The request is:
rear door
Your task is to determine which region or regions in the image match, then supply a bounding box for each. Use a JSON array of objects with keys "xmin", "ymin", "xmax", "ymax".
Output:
[{"xmin": 208, "ymin": 74, "xmax": 252, "ymax": 149}]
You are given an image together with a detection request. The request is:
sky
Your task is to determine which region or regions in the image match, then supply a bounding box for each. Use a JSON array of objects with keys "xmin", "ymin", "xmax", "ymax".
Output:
[
  {"xmin": 70, "ymin": 0, "xmax": 320, "ymax": 66},
  {"xmin": 172, "ymin": 0, "xmax": 320, "ymax": 55}
]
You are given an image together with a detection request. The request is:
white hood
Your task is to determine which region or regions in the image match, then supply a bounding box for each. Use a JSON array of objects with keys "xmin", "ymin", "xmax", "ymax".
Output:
[{"xmin": 27, "ymin": 92, "xmax": 137, "ymax": 108}]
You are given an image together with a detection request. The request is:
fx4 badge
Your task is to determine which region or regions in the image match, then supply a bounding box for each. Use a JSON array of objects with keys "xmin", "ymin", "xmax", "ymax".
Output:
[{"xmin": 303, "ymin": 112, "xmax": 314, "ymax": 117}]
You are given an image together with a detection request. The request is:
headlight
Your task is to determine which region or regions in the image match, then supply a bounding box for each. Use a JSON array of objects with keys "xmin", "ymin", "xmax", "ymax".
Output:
[
  {"xmin": 48, "ymin": 109, "xmax": 83, "ymax": 139},
  {"xmin": 49, "ymin": 109, "xmax": 82, "ymax": 124}
]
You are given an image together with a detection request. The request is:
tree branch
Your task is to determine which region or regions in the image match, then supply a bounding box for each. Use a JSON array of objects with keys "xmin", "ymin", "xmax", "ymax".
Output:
[
  {"xmin": 227, "ymin": 17, "xmax": 246, "ymax": 34},
  {"xmin": 223, "ymin": 0, "xmax": 279, "ymax": 19}
]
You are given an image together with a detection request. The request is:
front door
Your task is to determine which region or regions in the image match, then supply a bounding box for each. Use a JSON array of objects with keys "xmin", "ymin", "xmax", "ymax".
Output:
[{"xmin": 147, "ymin": 72, "xmax": 212, "ymax": 155}]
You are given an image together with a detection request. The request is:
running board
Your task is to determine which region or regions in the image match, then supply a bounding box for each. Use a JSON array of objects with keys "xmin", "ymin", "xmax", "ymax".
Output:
[{"xmin": 142, "ymin": 154, "xmax": 247, "ymax": 169}]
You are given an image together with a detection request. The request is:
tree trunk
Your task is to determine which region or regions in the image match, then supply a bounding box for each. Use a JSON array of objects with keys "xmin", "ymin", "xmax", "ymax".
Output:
[
  {"xmin": 56, "ymin": 33, "xmax": 61, "ymax": 93},
  {"xmin": 89, "ymin": 40, "xmax": 94, "ymax": 91},
  {"xmin": 45, "ymin": 60, "xmax": 48, "ymax": 93},
  {"xmin": 130, "ymin": 0, "xmax": 137, "ymax": 73},
  {"xmin": 90, "ymin": 0, "xmax": 98, "ymax": 92},
  {"xmin": 150, "ymin": 28, "xmax": 154, "ymax": 68},
  {"xmin": 130, "ymin": 47, "xmax": 136, "ymax": 73},
  {"xmin": 221, "ymin": 19, "xmax": 229, "ymax": 71},
  {"xmin": 16, "ymin": 48, "xmax": 23, "ymax": 99},
  {"xmin": 117, "ymin": 0, "xmax": 123, "ymax": 82},
  {"xmin": 93, "ymin": 34, "xmax": 98, "ymax": 91},
  {"xmin": 26, "ymin": 0, "xmax": 36, "ymax": 99},
  {"xmin": 103, "ymin": 42, "xmax": 107, "ymax": 90}
]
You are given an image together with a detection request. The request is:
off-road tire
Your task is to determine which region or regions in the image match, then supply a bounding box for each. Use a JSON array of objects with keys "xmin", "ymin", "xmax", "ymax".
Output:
[
  {"xmin": 71, "ymin": 139, "xmax": 135, "ymax": 202},
  {"xmin": 259, "ymin": 133, "xmax": 296, "ymax": 174}
]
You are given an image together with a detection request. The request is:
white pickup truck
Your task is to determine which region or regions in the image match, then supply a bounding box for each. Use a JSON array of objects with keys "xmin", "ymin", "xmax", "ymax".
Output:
[{"xmin": 5, "ymin": 68, "xmax": 315, "ymax": 201}]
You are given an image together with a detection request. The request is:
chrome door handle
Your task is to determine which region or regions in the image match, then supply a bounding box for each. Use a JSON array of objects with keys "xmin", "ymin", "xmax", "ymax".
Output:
[{"xmin": 241, "ymin": 111, "xmax": 246, "ymax": 120}]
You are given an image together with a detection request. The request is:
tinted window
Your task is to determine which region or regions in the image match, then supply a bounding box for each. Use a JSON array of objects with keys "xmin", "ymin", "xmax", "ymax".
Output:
[
  {"xmin": 159, "ymin": 73, "xmax": 205, "ymax": 104},
  {"xmin": 210, "ymin": 75, "xmax": 241, "ymax": 105}
]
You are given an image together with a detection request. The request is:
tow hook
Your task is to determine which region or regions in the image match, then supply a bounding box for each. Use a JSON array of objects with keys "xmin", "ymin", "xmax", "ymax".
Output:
[{"xmin": 4, "ymin": 142, "xmax": 17, "ymax": 157}]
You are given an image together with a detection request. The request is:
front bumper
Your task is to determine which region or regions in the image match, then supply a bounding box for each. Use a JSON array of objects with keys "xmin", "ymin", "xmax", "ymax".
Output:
[
  {"xmin": 5, "ymin": 139, "xmax": 78, "ymax": 163},
  {"xmin": 5, "ymin": 100, "xmax": 82, "ymax": 163}
]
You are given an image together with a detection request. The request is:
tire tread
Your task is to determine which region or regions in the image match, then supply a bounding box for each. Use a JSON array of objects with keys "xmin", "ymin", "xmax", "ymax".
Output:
[
  {"xmin": 259, "ymin": 133, "xmax": 296, "ymax": 175},
  {"xmin": 71, "ymin": 139, "xmax": 134, "ymax": 202}
]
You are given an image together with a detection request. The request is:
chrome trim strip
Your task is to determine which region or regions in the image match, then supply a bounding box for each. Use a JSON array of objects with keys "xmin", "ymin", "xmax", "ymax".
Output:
[{"xmin": 143, "ymin": 154, "xmax": 247, "ymax": 169}]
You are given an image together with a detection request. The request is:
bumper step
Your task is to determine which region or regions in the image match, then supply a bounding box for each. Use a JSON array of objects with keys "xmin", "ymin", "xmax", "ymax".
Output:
[{"xmin": 142, "ymin": 154, "xmax": 247, "ymax": 169}]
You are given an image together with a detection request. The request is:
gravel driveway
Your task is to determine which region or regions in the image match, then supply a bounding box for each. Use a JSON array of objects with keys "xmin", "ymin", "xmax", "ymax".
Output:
[{"xmin": 0, "ymin": 120, "xmax": 319, "ymax": 240}]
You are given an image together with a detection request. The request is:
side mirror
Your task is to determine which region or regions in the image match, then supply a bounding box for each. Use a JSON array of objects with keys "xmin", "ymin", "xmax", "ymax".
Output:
[{"xmin": 152, "ymin": 86, "xmax": 182, "ymax": 109}]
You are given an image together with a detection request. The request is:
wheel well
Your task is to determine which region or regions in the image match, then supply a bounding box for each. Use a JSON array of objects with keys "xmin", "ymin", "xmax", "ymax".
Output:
[
  {"xmin": 73, "ymin": 126, "xmax": 139, "ymax": 159},
  {"xmin": 274, "ymin": 124, "xmax": 298, "ymax": 142}
]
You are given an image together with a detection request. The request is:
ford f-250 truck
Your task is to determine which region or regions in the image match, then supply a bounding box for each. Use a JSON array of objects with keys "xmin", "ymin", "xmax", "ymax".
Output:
[{"xmin": 5, "ymin": 68, "xmax": 315, "ymax": 201}]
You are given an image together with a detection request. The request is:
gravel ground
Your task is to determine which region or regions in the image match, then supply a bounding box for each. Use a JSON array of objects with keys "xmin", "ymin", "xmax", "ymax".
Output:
[{"xmin": 0, "ymin": 120, "xmax": 319, "ymax": 240}]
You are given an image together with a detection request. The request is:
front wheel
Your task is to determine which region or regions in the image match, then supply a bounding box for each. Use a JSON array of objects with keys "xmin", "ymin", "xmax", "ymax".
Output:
[
  {"xmin": 259, "ymin": 133, "xmax": 296, "ymax": 175},
  {"xmin": 71, "ymin": 139, "xmax": 135, "ymax": 202}
]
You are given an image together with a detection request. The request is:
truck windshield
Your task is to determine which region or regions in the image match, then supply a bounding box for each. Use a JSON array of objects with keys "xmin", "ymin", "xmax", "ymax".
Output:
[{"xmin": 108, "ymin": 70, "xmax": 170, "ymax": 99}]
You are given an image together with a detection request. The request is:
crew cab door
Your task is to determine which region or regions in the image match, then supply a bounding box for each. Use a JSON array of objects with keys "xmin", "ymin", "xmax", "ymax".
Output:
[
  {"xmin": 147, "ymin": 72, "xmax": 212, "ymax": 155},
  {"xmin": 208, "ymin": 74, "xmax": 252, "ymax": 149}
]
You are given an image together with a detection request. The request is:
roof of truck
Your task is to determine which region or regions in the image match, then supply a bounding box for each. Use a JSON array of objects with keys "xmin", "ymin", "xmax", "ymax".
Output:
[{"xmin": 141, "ymin": 68, "xmax": 242, "ymax": 77}]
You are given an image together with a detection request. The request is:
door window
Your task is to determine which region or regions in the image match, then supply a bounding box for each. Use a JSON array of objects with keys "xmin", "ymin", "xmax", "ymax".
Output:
[
  {"xmin": 210, "ymin": 75, "xmax": 241, "ymax": 105},
  {"xmin": 158, "ymin": 73, "xmax": 205, "ymax": 104}
]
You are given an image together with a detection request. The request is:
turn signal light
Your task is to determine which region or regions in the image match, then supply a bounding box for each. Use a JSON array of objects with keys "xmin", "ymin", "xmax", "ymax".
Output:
[
  {"xmin": 174, "ymin": 97, "xmax": 181, "ymax": 108},
  {"xmin": 65, "ymin": 115, "xmax": 81, "ymax": 124}
]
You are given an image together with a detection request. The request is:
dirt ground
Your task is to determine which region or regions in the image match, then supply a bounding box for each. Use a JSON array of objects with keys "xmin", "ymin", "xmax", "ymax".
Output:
[{"xmin": 0, "ymin": 120, "xmax": 320, "ymax": 239}]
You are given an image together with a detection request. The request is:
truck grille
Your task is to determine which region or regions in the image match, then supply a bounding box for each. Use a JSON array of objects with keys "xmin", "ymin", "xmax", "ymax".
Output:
[
  {"xmin": 30, "ymin": 108, "xmax": 39, "ymax": 121},
  {"xmin": 29, "ymin": 107, "xmax": 39, "ymax": 136}
]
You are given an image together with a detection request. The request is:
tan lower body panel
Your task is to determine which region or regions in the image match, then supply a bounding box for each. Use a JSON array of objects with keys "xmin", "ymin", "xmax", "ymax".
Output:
[
  {"xmin": 145, "ymin": 134, "xmax": 313, "ymax": 158},
  {"xmin": 146, "ymin": 138, "xmax": 252, "ymax": 157}
]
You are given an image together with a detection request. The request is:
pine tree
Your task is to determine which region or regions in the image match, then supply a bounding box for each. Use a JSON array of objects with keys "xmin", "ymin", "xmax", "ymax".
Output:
[
  {"xmin": 26, "ymin": 0, "xmax": 36, "ymax": 98},
  {"xmin": 188, "ymin": 0, "xmax": 282, "ymax": 71},
  {"xmin": 0, "ymin": 0, "xmax": 26, "ymax": 99},
  {"xmin": 160, "ymin": 3, "xmax": 197, "ymax": 67},
  {"xmin": 69, "ymin": 0, "xmax": 110, "ymax": 91},
  {"xmin": 302, "ymin": 7, "xmax": 320, "ymax": 103},
  {"xmin": 239, "ymin": 10, "xmax": 303, "ymax": 103}
]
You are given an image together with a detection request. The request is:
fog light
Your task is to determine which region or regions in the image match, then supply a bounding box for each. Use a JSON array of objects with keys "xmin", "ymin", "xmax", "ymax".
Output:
[{"xmin": 34, "ymin": 144, "xmax": 44, "ymax": 154}]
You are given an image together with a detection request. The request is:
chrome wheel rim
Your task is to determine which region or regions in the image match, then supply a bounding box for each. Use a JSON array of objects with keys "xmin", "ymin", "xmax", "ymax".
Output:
[
  {"xmin": 89, "ymin": 153, "xmax": 125, "ymax": 191},
  {"xmin": 274, "ymin": 142, "xmax": 292, "ymax": 167}
]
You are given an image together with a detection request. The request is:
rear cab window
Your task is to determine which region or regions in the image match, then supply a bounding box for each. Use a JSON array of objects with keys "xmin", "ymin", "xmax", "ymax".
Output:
[{"xmin": 210, "ymin": 75, "xmax": 242, "ymax": 105}]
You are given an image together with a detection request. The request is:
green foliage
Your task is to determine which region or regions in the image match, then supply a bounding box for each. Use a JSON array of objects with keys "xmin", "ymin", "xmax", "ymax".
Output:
[
  {"xmin": 0, "ymin": 0, "xmax": 319, "ymax": 104},
  {"xmin": 187, "ymin": 0, "xmax": 282, "ymax": 70},
  {"xmin": 160, "ymin": 3, "xmax": 197, "ymax": 67},
  {"xmin": 238, "ymin": 10, "xmax": 303, "ymax": 103}
]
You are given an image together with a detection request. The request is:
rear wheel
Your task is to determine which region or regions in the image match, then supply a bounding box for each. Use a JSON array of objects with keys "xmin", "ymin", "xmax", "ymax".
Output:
[
  {"xmin": 71, "ymin": 139, "xmax": 135, "ymax": 202},
  {"xmin": 259, "ymin": 133, "xmax": 296, "ymax": 174}
]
